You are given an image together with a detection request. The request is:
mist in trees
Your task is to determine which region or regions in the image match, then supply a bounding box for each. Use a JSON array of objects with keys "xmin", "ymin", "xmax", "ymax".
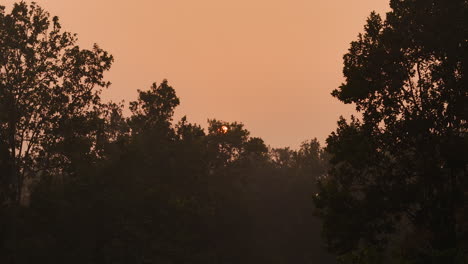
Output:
[
  {"xmin": 1, "ymin": 1, "xmax": 467, "ymax": 264},
  {"xmin": 0, "ymin": 2, "xmax": 333, "ymax": 263}
]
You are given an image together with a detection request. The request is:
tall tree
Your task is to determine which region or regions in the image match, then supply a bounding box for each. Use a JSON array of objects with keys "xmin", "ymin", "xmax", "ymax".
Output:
[
  {"xmin": 0, "ymin": 2, "xmax": 113, "ymax": 204},
  {"xmin": 128, "ymin": 80, "xmax": 179, "ymax": 136},
  {"xmin": 315, "ymin": 0, "xmax": 467, "ymax": 263}
]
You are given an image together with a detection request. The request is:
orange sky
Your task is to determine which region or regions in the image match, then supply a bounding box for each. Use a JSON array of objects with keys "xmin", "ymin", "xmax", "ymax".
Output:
[{"xmin": 5, "ymin": 0, "xmax": 390, "ymax": 148}]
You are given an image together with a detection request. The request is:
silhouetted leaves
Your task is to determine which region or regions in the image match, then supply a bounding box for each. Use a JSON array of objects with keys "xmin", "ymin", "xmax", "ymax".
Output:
[
  {"xmin": 0, "ymin": 1, "xmax": 113, "ymax": 205},
  {"xmin": 316, "ymin": 1, "xmax": 468, "ymax": 263}
]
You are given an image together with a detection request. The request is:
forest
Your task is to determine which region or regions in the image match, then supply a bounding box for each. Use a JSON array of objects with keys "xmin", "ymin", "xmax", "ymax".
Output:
[{"xmin": 0, "ymin": 1, "xmax": 467, "ymax": 263}]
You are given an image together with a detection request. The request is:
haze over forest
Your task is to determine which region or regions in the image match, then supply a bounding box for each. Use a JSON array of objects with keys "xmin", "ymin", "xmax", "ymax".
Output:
[{"xmin": 0, "ymin": 1, "xmax": 466, "ymax": 264}]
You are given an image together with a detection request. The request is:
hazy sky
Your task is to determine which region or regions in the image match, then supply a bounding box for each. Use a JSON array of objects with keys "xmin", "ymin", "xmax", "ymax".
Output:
[{"xmin": 5, "ymin": 0, "xmax": 390, "ymax": 148}]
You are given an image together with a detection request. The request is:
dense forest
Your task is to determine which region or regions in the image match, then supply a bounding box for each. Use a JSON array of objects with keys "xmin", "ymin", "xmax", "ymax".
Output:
[{"xmin": 0, "ymin": 1, "xmax": 467, "ymax": 264}]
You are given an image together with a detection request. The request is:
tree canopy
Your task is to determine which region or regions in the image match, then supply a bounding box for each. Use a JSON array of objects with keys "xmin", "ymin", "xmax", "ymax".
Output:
[
  {"xmin": 0, "ymin": 2, "xmax": 113, "ymax": 205},
  {"xmin": 315, "ymin": 0, "xmax": 467, "ymax": 263},
  {"xmin": 2, "ymin": 0, "xmax": 466, "ymax": 263},
  {"xmin": 0, "ymin": 2, "xmax": 333, "ymax": 263}
]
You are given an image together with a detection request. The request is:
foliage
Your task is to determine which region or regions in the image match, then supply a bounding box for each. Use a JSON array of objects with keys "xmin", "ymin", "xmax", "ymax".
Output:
[
  {"xmin": 0, "ymin": 1, "xmax": 113, "ymax": 205},
  {"xmin": 315, "ymin": 0, "xmax": 468, "ymax": 263},
  {"xmin": 0, "ymin": 12, "xmax": 333, "ymax": 260}
]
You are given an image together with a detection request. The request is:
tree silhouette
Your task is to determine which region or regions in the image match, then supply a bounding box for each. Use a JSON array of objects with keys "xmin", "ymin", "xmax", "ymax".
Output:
[
  {"xmin": 315, "ymin": 0, "xmax": 467, "ymax": 263},
  {"xmin": 0, "ymin": 2, "xmax": 113, "ymax": 205},
  {"xmin": 0, "ymin": 2, "xmax": 335, "ymax": 264},
  {"xmin": 129, "ymin": 80, "xmax": 179, "ymax": 136}
]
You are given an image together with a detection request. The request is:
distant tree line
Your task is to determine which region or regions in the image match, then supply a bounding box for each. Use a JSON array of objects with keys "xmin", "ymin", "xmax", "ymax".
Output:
[
  {"xmin": 0, "ymin": 2, "xmax": 333, "ymax": 263},
  {"xmin": 0, "ymin": 1, "xmax": 467, "ymax": 264}
]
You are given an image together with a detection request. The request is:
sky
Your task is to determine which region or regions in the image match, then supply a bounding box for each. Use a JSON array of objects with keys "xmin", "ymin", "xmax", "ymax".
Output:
[{"xmin": 4, "ymin": 0, "xmax": 390, "ymax": 148}]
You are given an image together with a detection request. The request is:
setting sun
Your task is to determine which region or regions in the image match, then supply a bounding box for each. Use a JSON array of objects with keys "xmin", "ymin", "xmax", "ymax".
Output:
[{"xmin": 221, "ymin": 125, "xmax": 228, "ymax": 133}]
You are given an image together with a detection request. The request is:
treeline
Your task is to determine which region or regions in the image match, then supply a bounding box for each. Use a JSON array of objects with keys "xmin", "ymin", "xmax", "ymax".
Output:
[
  {"xmin": 1, "ymin": 80, "xmax": 332, "ymax": 263},
  {"xmin": 1, "ymin": 1, "xmax": 468, "ymax": 264},
  {"xmin": 0, "ymin": 3, "xmax": 333, "ymax": 263}
]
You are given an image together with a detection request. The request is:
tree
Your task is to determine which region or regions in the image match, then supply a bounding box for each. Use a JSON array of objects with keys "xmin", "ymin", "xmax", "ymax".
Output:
[
  {"xmin": 0, "ymin": 2, "xmax": 113, "ymax": 205},
  {"xmin": 128, "ymin": 80, "xmax": 179, "ymax": 136},
  {"xmin": 315, "ymin": 0, "xmax": 467, "ymax": 263}
]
